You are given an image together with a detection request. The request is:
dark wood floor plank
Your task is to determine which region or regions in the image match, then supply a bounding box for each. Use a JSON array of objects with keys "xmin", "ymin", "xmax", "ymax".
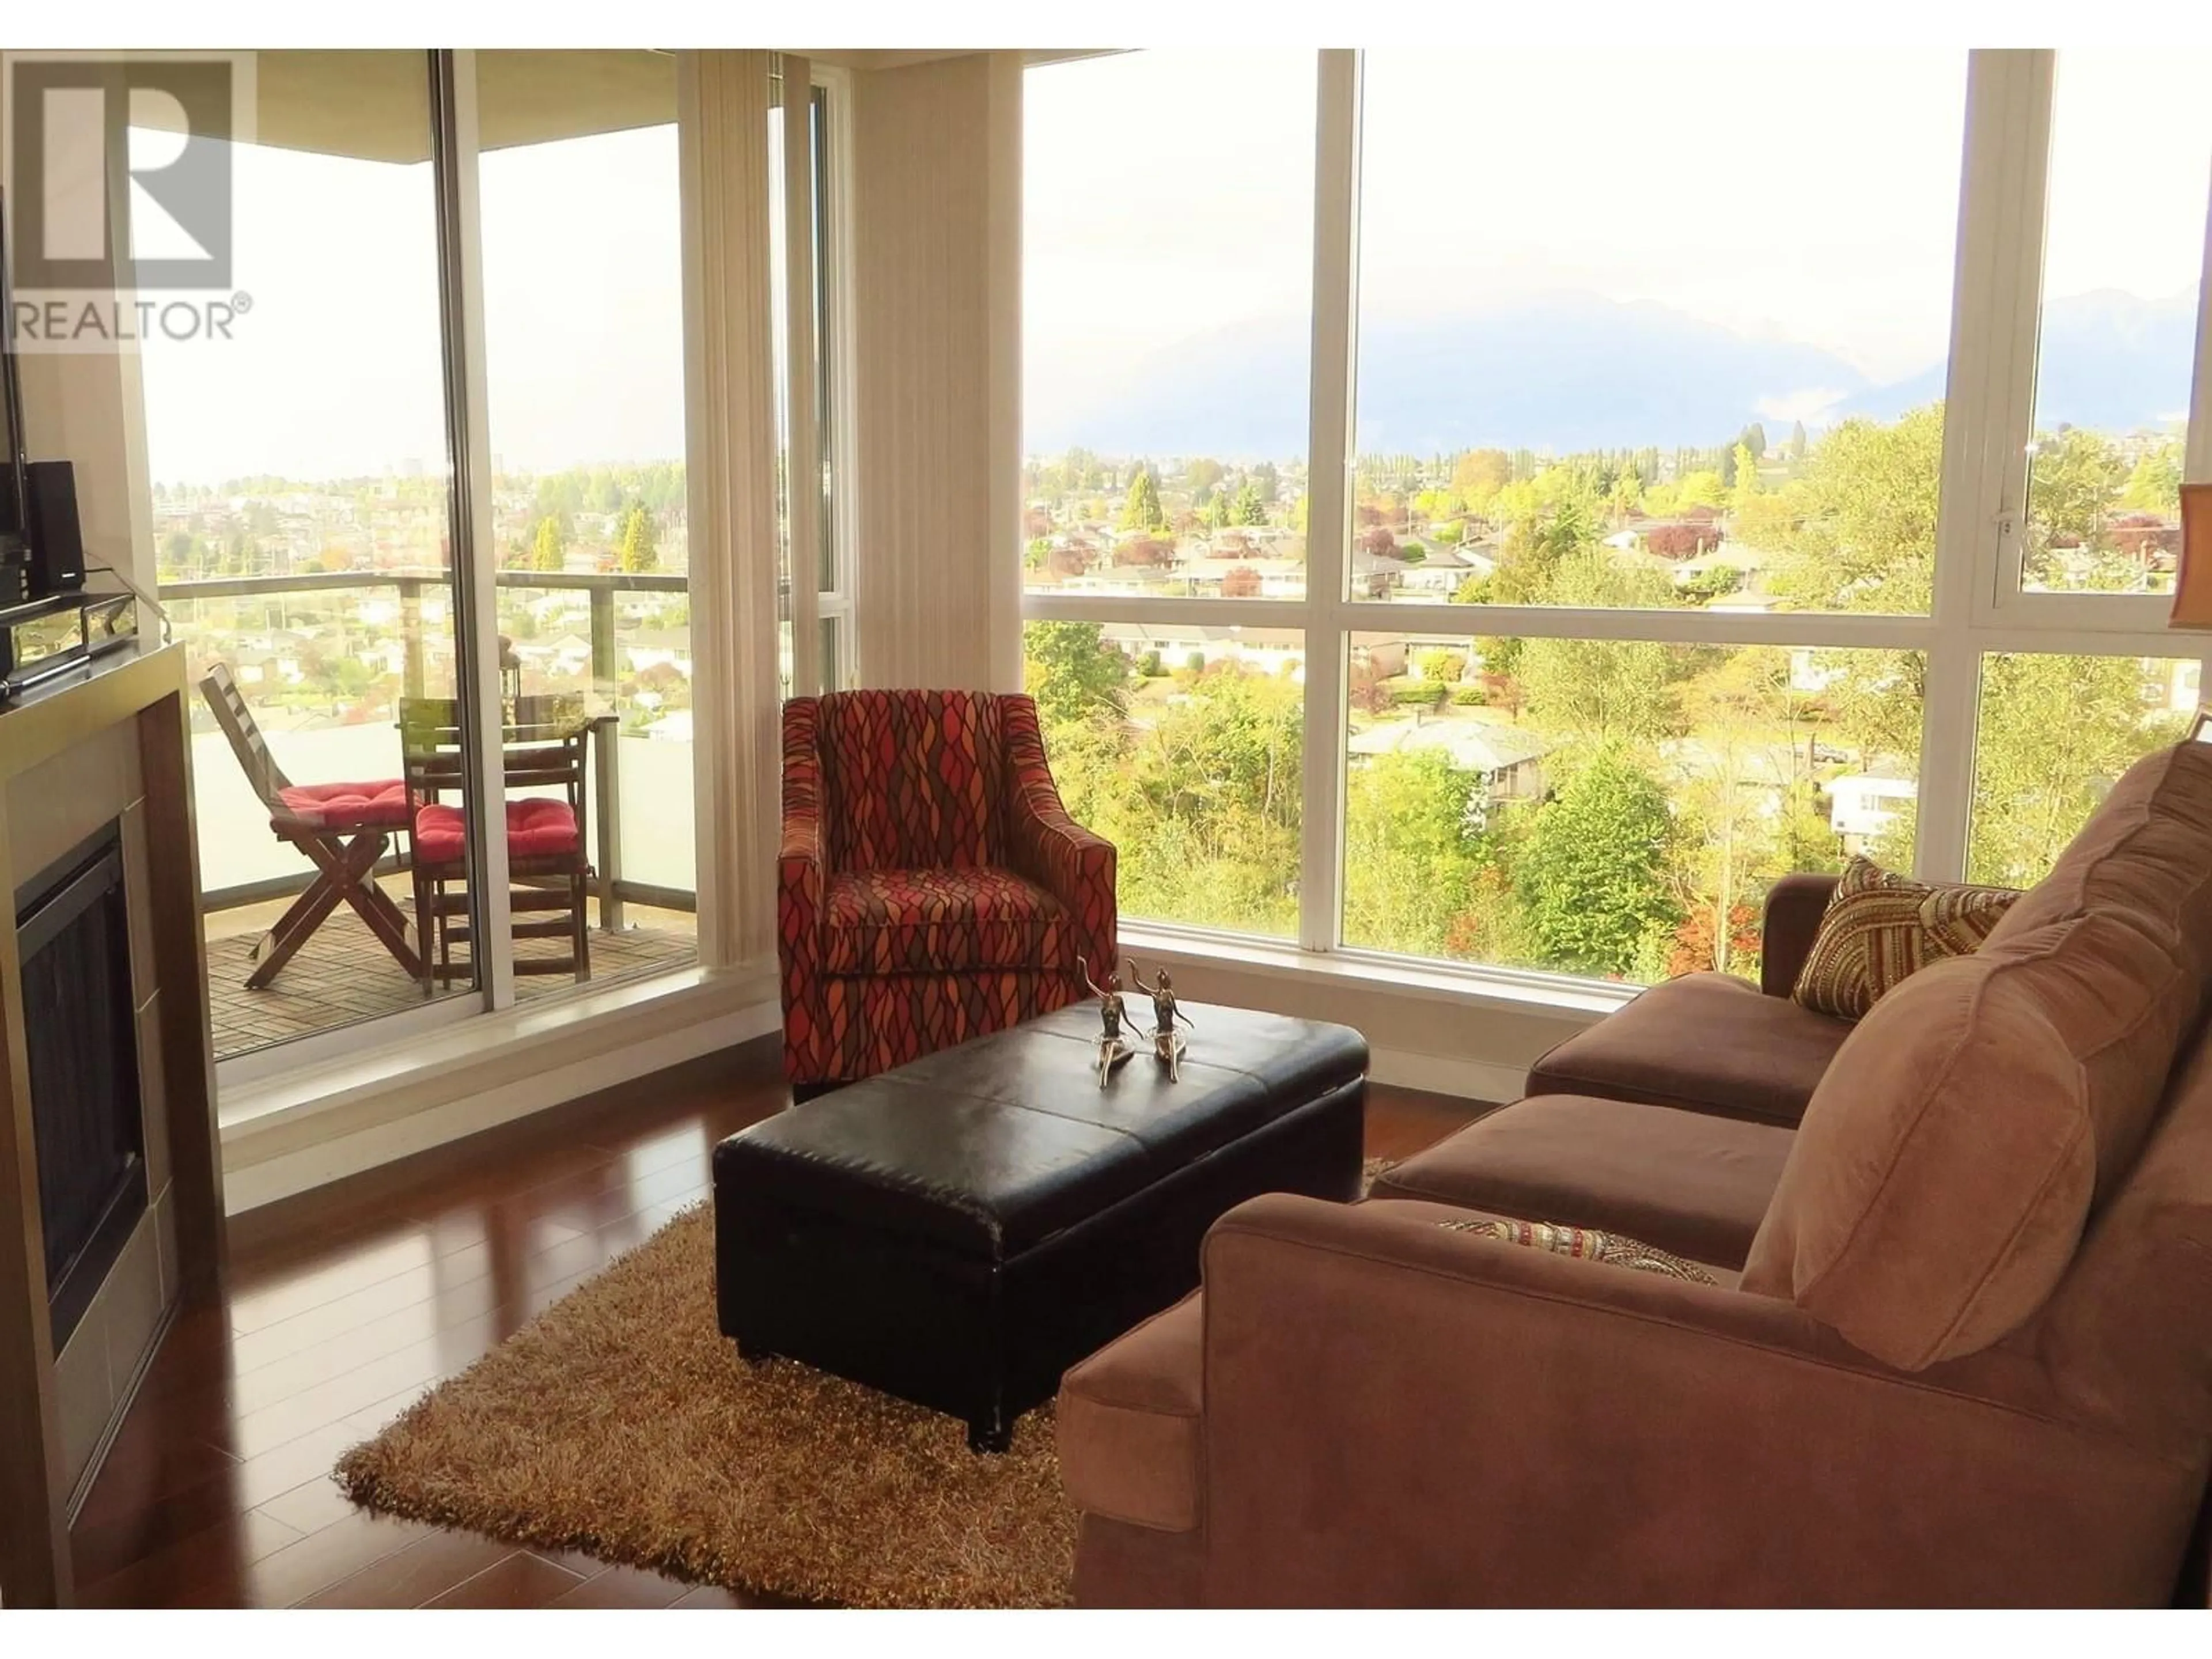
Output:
[
  {"xmin": 545, "ymin": 1563, "xmax": 694, "ymax": 1609},
  {"xmin": 422, "ymin": 1551, "xmax": 589, "ymax": 1609},
  {"xmin": 297, "ymin": 1530, "xmax": 525, "ymax": 1609},
  {"xmin": 252, "ymin": 1474, "xmax": 362, "ymax": 1541},
  {"xmin": 65, "ymin": 1034, "xmax": 1479, "ymax": 1609}
]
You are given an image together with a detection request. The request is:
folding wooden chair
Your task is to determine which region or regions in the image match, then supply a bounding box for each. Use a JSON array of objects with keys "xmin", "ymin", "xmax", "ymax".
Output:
[
  {"xmin": 399, "ymin": 695, "xmax": 594, "ymax": 994},
  {"xmin": 198, "ymin": 662, "xmax": 424, "ymax": 990}
]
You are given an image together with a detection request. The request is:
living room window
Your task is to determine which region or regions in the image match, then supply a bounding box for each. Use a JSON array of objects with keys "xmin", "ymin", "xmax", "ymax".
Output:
[{"xmin": 1022, "ymin": 48, "xmax": 2212, "ymax": 998}]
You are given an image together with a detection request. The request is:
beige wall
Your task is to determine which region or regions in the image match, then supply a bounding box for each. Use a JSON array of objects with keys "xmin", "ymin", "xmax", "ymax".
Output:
[
  {"xmin": 0, "ymin": 53, "xmax": 157, "ymax": 607},
  {"xmin": 846, "ymin": 51, "xmax": 1023, "ymax": 694}
]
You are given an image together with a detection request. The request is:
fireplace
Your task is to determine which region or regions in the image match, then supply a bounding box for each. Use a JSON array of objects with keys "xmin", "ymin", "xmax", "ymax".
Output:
[{"xmin": 16, "ymin": 822, "xmax": 146, "ymax": 1351}]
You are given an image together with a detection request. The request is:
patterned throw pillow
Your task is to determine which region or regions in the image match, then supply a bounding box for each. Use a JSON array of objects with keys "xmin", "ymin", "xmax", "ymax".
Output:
[
  {"xmin": 1790, "ymin": 855, "xmax": 2021, "ymax": 1021},
  {"xmin": 1435, "ymin": 1216, "xmax": 1718, "ymax": 1285}
]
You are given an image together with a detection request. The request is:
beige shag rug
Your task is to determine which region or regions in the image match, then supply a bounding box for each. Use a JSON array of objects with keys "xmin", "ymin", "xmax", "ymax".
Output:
[{"xmin": 336, "ymin": 1157, "xmax": 1399, "ymax": 1608}]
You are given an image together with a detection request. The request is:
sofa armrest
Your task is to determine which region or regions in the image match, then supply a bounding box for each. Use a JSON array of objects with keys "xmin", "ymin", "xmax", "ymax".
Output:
[
  {"xmin": 1190, "ymin": 1194, "xmax": 2190, "ymax": 1607},
  {"xmin": 1759, "ymin": 872, "xmax": 1839, "ymax": 997},
  {"xmin": 1000, "ymin": 694, "xmax": 1117, "ymax": 972}
]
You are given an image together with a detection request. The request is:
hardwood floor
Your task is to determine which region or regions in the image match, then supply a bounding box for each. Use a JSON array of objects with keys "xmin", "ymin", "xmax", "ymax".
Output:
[{"xmin": 68, "ymin": 1037, "xmax": 1482, "ymax": 1609}]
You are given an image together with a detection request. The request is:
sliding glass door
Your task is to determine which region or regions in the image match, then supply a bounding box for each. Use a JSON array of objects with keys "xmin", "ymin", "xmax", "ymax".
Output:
[
  {"xmin": 475, "ymin": 50, "xmax": 698, "ymax": 980},
  {"xmin": 142, "ymin": 51, "xmax": 483, "ymax": 1061}
]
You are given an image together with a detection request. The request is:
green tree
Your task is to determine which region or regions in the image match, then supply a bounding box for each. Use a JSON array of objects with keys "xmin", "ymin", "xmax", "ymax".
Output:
[
  {"xmin": 1767, "ymin": 404, "xmax": 1944, "ymax": 613},
  {"xmin": 2119, "ymin": 437, "xmax": 2183, "ymax": 516},
  {"xmin": 1968, "ymin": 653, "xmax": 2186, "ymax": 888},
  {"xmin": 1342, "ymin": 749, "xmax": 1487, "ymax": 958},
  {"xmin": 617, "ymin": 505, "xmax": 660, "ymax": 574},
  {"xmin": 1513, "ymin": 746, "xmax": 1681, "ymax": 977},
  {"xmin": 1514, "ymin": 544, "xmax": 1683, "ymax": 745},
  {"xmin": 1730, "ymin": 441, "xmax": 1762, "ymax": 510},
  {"xmin": 1787, "ymin": 420, "xmax": 1809, "ymax": 463},
  {"xmin": 1118, "ymin": 465, "xmax": 1168, "ymax": 532},
  {"xmin": 1022, "ymin": 620, "xmax": 1130, "ymax": 730},
  {"xmin": 1232, "ymin": 479, "xmax": 1267, "ymax": 527},
  {"xmin": 531, "ymin": 514, "xmax": 567, "ymax": 574},
  {"xmin": 2027, "ymin": 426, "xmax": 2126, "ymax": 559}
]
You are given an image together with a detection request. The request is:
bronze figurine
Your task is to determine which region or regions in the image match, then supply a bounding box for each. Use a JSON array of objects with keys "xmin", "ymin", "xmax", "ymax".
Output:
[
  {"xmin": 1126, "ymin": 960, "xmax": 1194, "ymax": 1082},
  {"xmin": 1077, "ymin": 955, "xmax": 1135, "ymax": 1088}
]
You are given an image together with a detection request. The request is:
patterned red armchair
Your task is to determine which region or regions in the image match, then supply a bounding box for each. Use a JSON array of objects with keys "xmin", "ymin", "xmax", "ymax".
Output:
[{"xmin": 778, "ymin": 689, "xmax": 1118, "ymax": 1086}]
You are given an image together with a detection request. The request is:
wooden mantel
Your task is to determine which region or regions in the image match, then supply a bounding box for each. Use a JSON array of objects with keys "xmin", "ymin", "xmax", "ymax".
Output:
[{"xmin": 0, "ymin": 642, "xmax": 224, "ymax": 1609}]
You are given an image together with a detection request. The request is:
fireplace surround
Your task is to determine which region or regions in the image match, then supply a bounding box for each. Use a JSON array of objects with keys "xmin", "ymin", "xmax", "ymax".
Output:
[{"xmin": 1, "ymin": 643, "xmax": 223, "ymax": 1609}]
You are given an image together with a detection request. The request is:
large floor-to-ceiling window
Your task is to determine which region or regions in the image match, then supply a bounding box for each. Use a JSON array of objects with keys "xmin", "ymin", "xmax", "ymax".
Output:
[{"xmin": 1022, "ymin": 48, "xmax": 2212, "ymax": 991}]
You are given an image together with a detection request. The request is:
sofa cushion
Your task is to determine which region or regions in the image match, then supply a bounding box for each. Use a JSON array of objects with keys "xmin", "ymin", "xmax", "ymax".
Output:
[
  {"xmin": 1790, "ymin": 855, "xmax": 2020, "ymax": 1021},
  {"xmin": 1058, "ymin": 1292, "xmax": 1204, "ymax": 1534},
  {"xmin": 1979, "ymin": 741, "xmax": 2212, "ymax": 1192},
  {"xmin": 1527, "ymin": 972, "xmax": 1850, "ymax": 1128},
  {"xmin": 821, "ymin": 865, "xmax": 1067, "ymax": 976},
  {"xmin": 1743, "ymin": 946, "xmax": 2117, "ymax": 1370},
  {"xmin": 1373, "ymin": 1094, "xmax": 1791, "ymax": 1269}
]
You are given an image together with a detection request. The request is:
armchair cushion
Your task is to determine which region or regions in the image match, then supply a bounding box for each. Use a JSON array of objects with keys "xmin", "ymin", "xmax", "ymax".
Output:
[
  {"xmin": 1059, "ymin": 1292, "xmax": 1205, "ymax": 1534},
  {"xmin": 821, "ymin": 865, "xmax": 1069, "ymax": 976},
  {"xmin": 816, "ymin": 690, "xmax": 1007, "ymax": 872},
  {"xmin": 1373, "ymin": 1093, "xmax": 1791, "ymax": 1270},
  {"xmin": 1526, "ymin": 972, "xmax": 1849, "ymax": 1128}
]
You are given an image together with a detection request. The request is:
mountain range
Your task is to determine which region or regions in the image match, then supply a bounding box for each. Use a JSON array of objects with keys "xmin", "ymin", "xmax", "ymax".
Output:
[{"xmin": 1025, "ymin": 287, "xmax": 2199, "ymax": 461}]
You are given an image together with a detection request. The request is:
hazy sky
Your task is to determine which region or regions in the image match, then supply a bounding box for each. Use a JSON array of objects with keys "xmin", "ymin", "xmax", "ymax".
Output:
[
  {"xmin": 137, "ymin": 119, "xmax": 685, "ymax": 485},
  {"xmin": 1024, "ymin": 48, "xmax": 2212, "ymax": 445},
  {"xmin": 129, "ymin": 49, "xmax": 2210, "ymax": 484}
]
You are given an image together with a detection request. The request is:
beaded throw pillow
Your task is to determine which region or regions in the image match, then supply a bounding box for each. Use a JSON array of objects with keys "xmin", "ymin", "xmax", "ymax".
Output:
[
  {"xmin": 1790, "ymin": 855, "xmax": 2021, "ymax": 1022},
  {"xmin": 1435, "ymin": 1217, "xmax": 1717, "ymax": 1285}
]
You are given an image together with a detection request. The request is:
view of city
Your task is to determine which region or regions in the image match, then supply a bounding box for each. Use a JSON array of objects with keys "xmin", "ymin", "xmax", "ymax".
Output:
[
  {"xmin": 1022, "ymin": 411, "xmax": 2197, "ymax": 979},
  {"xmin": 1022, "ymin": 46, "xmax": 2209, "ymax": 984}
]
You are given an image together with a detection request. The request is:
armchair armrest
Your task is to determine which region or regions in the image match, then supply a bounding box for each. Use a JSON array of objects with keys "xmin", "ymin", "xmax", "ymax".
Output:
[
  {"xmin": 1759, "ymin": 872, "xmax": 1840, "ymax": 997},
  {"xmin": 1191, "ymin": 1194, "xmax": 2186, "ymax": 1607},
  {"xmin": 1000, "ymin": 694, "xmax": 1116, "ymax": 971}
]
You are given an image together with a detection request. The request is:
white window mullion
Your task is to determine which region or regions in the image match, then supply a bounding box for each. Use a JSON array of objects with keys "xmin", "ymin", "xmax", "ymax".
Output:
[
  {"xmin": 2190, "ymin": 141, "xmax": 2212, "ymax": 487},
  {"xmin": 1298, "ymin": 48, "xmax": 1361, "ymax": 956},
  {"xmin": 431, "ymin": 48, "xmax": 515, "ymax": 1009},
  {"xmin": 1919, "ymin": 48, "xmax": 2052, "ymax": 882},
  {"xmin": 781, "ymin": 54, "xmax": 822, "ymax": 696}
]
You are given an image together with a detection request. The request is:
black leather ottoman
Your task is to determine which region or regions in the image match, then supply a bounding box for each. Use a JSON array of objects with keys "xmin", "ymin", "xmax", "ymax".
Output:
[{"xmin": 713, "ymin": 1000, "xmax": 1367, "ymax": 1450}]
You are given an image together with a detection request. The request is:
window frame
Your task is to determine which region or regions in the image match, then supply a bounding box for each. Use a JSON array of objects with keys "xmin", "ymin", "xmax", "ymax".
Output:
[{"xmin": 1020, "ymin": 47, "xmax": 2212, "ymax": 996}]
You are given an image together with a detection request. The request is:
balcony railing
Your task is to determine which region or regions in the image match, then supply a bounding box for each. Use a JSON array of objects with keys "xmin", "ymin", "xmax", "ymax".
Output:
[{"xmin": 162, "ymin": 567, "xmax": 694, "ymax": 927}]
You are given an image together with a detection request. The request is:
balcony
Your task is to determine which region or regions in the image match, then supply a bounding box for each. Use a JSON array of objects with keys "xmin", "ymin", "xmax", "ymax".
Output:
[{"xmin": 166, "ymin": 568, "xmax": 698, "ymax": 1062}]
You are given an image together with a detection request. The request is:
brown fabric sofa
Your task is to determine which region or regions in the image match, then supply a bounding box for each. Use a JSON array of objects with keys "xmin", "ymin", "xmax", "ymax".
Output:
[{"xmin": 1060, "ymin": 744, "xmax": 2212, "ymax": 1606}]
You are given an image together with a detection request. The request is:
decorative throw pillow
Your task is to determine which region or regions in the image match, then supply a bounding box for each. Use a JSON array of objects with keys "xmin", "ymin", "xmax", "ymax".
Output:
[
  {"xmin": 1790, "ymin": 855, "xmax": 2020, "ymax": 1021},
  {"xmin": 1435, "ymin": 1216, "xmax": 1717, "ymax": 1285}
]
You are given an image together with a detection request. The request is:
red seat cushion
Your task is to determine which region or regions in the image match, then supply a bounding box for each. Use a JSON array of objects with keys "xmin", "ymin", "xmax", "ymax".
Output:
[
  {"xmin": 276, "ymin": 779, "xmax": 411, "ymax": 830},
  {"xmin": 823, "ymin": 865, "xmax": 1067, "ymax": 975},
  {"xmin": 413, "ymin": 798, "xmax": 580, "ymax": 865}
]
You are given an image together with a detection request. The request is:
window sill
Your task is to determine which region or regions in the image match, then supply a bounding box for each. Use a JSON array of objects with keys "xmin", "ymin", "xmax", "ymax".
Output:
[
  {"xmin": 217, "ymin": 961, "xmax": 781, "ymax": 1211},
  {"xmin": 1115, "ymin": 923, "xmax": 1638, "ymax": 1021}
]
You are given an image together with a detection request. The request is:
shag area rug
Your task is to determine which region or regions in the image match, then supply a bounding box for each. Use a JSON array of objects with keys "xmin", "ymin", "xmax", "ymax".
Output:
[{"xmin": 336, "ymin": 1157, "xmax": 1399, "ymax": 1608}]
